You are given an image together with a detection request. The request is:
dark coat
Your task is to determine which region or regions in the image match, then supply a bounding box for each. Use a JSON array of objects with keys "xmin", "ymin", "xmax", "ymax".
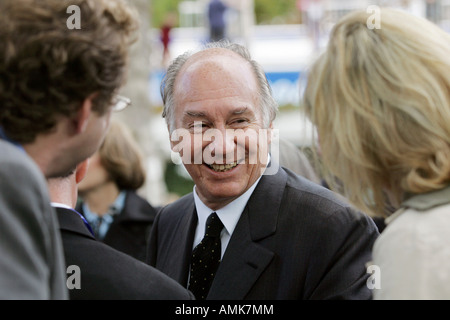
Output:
[
  {"xmin": 56, "ymin": 206, "xmax": 194, "ymax": 300},
  {"xmin": 147, "ymin": 166, "xmax": 379, "ymax": 300},
  {"xmin": 77, "ymin": 191, "xmax": 158, "ymax": 262}
]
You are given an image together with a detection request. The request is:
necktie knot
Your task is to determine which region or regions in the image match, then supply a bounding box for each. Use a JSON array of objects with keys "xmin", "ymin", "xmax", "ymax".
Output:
[{"xmin": 204, "ymin": 212, "xmax": 223, "ymax": 238}]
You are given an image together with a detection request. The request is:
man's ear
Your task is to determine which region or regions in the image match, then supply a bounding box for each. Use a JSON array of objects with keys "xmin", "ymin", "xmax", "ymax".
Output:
[
  {"xmin": 75, "ymin": 158, "xmax": 89, "ymax": 184},
  {"xmin": 74, "ymin": 93, "xmax": 98, "ymax": 134}
]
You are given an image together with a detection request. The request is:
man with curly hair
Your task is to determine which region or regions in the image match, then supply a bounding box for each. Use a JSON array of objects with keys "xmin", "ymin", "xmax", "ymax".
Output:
[{"xmin": 0, "ymin": 0, "xmax": 140, "ymax": 299}]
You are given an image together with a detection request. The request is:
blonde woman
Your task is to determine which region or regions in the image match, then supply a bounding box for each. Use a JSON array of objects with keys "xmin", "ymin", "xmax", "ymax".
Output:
[
  {"xmin": 302, "ymin": 8, "xmax": 450, "ymax": 299},
  {"xmin": 77, "ymin": 119, "xmax": 158, "ymax": 262}
]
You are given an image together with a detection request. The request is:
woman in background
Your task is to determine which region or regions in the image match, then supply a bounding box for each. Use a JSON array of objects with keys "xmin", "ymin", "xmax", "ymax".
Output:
[{"xmin": 77, "ymin": 119, "xmax": 158, "ymax": 262}]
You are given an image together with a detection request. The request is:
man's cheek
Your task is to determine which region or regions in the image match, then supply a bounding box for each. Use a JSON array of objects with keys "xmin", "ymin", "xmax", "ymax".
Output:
[{"xmin": 170, "ymin": 128, "xmax": 194, "ymax": 165}]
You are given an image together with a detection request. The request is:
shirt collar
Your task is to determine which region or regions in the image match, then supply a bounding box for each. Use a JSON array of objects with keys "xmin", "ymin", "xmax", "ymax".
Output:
[
  {"xmin": 82, "ymin": 190, "xmax": 126, "ymax": 220},
  {"xmin": 193, "ymin": 175, "xmax": 262, "ymax": 237},
  {"xmin": 51, "ymin": 202, "xmax": 95, "ymax": 236},
  {"xmin": 110, "ymin": 190, "xmax": 126, "ymax": 213},
  {"xmin": 401, "ymin": 185, "xmax": 450, "ymax": 211},
  {"xmin": 51, "ymin": 202, "xmax": 73, "ymax": 210},
  {"xmin": 386, "ymin": 185, "xmax": 450, "ymax": 225}
]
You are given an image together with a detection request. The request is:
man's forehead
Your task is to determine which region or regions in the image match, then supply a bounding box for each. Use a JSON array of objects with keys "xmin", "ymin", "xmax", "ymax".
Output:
[
  {"xmin": 190, "ymin": 47, "xmax": 244, "ymax": 63},
  {"xmin": 174, "ymin": 48, "xmax": 257, "ymax": 99},
  {"xmin": 180, "ymin": 48, "xmax": 249, "ymax": 76}
]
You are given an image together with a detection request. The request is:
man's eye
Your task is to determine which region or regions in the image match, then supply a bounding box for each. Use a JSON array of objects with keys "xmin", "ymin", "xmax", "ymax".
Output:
[
  {"xmin": 190, "ymin": 122, "xmax": 208, "ymax": 131},
  {"xmin": 231, "ymin": 119, "xmax": 248, "ymax": 125}
]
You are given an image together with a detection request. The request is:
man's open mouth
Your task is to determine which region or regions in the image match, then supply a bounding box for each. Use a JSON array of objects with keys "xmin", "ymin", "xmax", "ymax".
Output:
[{"xmin": 206, "ymin": 161, "xmax": 238, "ymax": 172}]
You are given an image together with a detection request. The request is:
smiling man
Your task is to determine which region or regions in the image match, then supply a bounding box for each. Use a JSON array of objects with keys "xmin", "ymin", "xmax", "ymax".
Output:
[
  {"xmin": 170, "ymin": 47, "xmax": 271, "ymax": 210},
  {"xmin": 147, "ymin": 41, "xmax": 379, "ymax": 300}
]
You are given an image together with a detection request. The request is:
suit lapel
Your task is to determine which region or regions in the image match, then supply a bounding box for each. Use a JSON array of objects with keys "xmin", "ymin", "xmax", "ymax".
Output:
[
  {"xmin": 247, "ymin": 166, "xmax": 287, "ymax": 241},
  {"xmin": 208, "ymin": 206, "xmax": 274, "ymax": 299},
  {"xmin": 208, "ymin": 167, "xmax": 288, "ymax": 299},
  {"xmin": 158, "ymin": 198, "xmax": 197, "ymax": 286}
]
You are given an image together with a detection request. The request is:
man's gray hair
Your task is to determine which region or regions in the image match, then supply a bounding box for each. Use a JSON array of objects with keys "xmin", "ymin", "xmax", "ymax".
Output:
[{"xmin": 161, "ymin": 40, "xmax": 278, "ymax": 132}]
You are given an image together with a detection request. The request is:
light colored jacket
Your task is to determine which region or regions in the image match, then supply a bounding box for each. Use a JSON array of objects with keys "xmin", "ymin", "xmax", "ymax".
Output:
[{"xmin": 372, "ymin": 185, "xmax": 450, "ymax": 300}]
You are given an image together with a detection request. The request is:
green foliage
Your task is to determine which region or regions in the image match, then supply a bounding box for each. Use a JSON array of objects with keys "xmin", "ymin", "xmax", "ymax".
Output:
[
  {"xmin": 151, "ymin": 0, "xmax": 182, "ymax": 28},
  {"xmin": 164, "ymin": 160, "xmax": 194, "ymax": 197},
  {"xmin": 150, "ymin": 0, "xmax": 300, "ymax": 28},
  {"xmin": 254, "ymin": 0, "xmax": 300, "ymax": 24}
]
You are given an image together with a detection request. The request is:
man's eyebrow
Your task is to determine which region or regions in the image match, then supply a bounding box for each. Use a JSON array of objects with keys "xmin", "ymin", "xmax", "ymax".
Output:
[
  {"xmin": 232, "ymin": 107, "xmax": 248, "ymax": 115},
  {"xmin": 183, "ymin": 107, "xmax": 250, "ymax": 119},
  {"xmin": 184, "ymin": 111, "xmax": 207, "ymax": 118}
]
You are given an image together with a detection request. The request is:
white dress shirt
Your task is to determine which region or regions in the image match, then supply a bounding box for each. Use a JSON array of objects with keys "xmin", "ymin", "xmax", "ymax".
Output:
[{"xmin": 192, "ymin": 176, "xmax": 262, "ymax": 259}]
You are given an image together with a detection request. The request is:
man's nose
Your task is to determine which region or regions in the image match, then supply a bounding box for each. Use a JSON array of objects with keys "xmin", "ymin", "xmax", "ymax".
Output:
[{"xmin": 206, "ymin": 129, "xmax": 235, "ymax": 161}]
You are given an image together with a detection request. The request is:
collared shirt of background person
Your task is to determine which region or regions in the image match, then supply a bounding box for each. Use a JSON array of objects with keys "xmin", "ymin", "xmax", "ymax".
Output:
[
  {"xmin": 48, "ymin": 160, "xmax": 195, "ymax": 300},
  {"xmin": 147, "ymin": 41, "xmax": 379, "ymax": 300},
  {"xmin": 302, "ymin": 8, "xmax": 450, "ymax": 299},
  {"xmin": 76, "ymin": 119, "xmax": 159, "ymax": 262},
  {"xmin": 0, "ymin": 0, "xmax": 138, "ymax": 299}
]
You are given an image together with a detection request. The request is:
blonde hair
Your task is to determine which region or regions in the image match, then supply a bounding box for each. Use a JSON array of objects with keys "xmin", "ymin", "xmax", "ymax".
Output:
[
  {"xmin": 99, "ymin": 119, "xmax": 146, "ymax": 190},
  {"xmin": 303, "ymin": 8, "xmax": 450, "ymax": 217}
]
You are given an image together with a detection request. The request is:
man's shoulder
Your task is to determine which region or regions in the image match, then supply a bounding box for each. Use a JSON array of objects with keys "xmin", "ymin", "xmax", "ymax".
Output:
[
  {"xmin": 283, "ymin": 167, "xmax": 350, "ymax": 208},
  {"xmin": 0, "ymin": 140, "xmax": 45, "ymax": 187},
  {"xmin": 151, "ymin": 192, "xmax": 195, "ymax": 227},
  {"xmin": 272, "ymin": 168, "xmax": 379, "ymax": 246},
  {"xmin": 161, "ymin": 192, "xmax": 195, "ymax": 214},
  {"xmin": 0, "ymin": 140, "xmax": 50, "ymax": 213},
  {"xmin": 1, "ymin": 140, "xmax": 31, "ymax": 168},
  {"xmin": 266, "ymin": 167, "xmax": 373, "ymax": 226},
  {"xmin": 63, "ymin": 230, "xmax": 192, "ymax": 299}
]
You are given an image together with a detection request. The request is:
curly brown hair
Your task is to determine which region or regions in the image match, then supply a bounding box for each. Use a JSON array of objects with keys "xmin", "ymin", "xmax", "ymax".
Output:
[{"xmin": 0, "ymin": 0, "xmax": 138, "ymax": 144}]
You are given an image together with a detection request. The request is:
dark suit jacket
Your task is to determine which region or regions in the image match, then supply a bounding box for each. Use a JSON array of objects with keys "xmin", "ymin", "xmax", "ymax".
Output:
[
  {"xmin": 56, "ymin": 207, "xmax": 194, "ymax": 300},
  {"xmin": 147, "ymin": 166, "xmax": 379, "ymax": 300},
  {"xmin": 77, "ymin": 191, "xmax": 158, "ymax": 262}
]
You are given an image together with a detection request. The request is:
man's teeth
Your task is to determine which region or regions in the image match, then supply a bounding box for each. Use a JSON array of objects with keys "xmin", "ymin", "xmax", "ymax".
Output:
[{"xmin": 208, "ymin": 162, "xmax": 238, "ymax": 172}]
